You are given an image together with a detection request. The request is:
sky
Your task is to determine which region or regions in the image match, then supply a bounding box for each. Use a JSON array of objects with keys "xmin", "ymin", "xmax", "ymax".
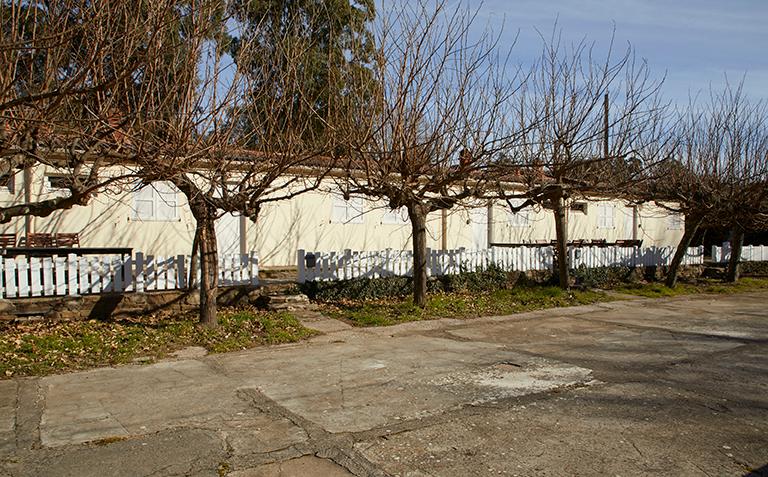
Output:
[{"xmin": 461, "ymin": 0, "xmax": 768, "ymax": 104}]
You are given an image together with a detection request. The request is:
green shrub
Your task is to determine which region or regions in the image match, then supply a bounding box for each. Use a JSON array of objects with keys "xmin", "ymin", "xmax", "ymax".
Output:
[
  {"xmin": 300, "ymin": 264, "xmax": 521, "ymax": 302},
  {"xmin": 571, "ymin": 265, "xmax": 638, "ymax": 288},
  {"xmin": 300, "ymin": 276, "xmax": 413, "ymax": 301},
  {"xmin": 741, "ymin": 261, "xmax": 768, "ymax": 276}
]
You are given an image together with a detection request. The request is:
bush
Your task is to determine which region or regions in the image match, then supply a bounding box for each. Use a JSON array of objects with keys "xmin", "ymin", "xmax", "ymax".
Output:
[
  {"xmin": 741, "ymin": 261, "xmax": 768, "ymax": 276},
  {"xmin": 571, "ymin": 265, "xmax": 639, "ymax": 288},
  {"xmin": 300, "ymin": 276, "xmax": 412, "ymax": 301},
  {"xmin": 435, "ymin": 263, "xmax": 511, "ymax": 293},
  {"xmin": 300, "ymin": 264, "xmax": 524, "ymax": 302}
]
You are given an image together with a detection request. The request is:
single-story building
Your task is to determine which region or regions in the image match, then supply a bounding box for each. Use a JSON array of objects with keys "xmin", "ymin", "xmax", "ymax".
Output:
[{"xmin": 0, "ymin": 165, "xmax": 685, "ymax": 267}]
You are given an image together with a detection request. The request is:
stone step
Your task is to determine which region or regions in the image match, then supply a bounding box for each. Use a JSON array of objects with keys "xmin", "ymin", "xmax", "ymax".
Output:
[
  {"xmin": 257, "ymin": 292, "xmax": 316, "ymax": 312},
  {"xmin": 259, "ymin": 267, "xmax": 298, "ymax": 280},
  {"xmin": 267, "ymin": 294, "xmax": 310, "ymax": 304},
  {"xmin": 257, "ymin": 279, "xmax": 300, "ymax": 296}
]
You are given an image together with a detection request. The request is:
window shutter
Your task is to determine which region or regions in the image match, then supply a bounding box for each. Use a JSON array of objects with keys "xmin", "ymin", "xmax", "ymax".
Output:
[
  {"xmin": 597, "ymin": 204, "xmax": 614, "ymax": 229},
  {"xmin": 134, "ymin": 184, "xmax": 155, "ymax": 220},
  {"xmin": 155, "ymin": 182, "xmax": 178, "ymax": 220},
  {"xmin": 134, "ymin": 181, "xmax": 177, "ymax": 221},
  {"xmin": 508, "ymin": 199, "xmax": 530, "ymax": 227}
]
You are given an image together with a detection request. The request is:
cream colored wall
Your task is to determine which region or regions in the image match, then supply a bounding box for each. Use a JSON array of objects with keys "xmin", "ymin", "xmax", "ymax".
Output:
[
  {"xmin": 0, "ymin": 165, "xmax": 197, "ymax": 256},
  {"xmin": 1, "ymin": 166, "xmax": 685, "ymax": 268},
  {"xmin": 248, "ymin": 188, "xmax": 481, "ymax": 267},
  {"xmin": 489, "ymin": 198, "xmax": 684, "ymax": 248},
  {"xmin": 635, "ymin": 203, "xmax": 686, "ymax": 247}
]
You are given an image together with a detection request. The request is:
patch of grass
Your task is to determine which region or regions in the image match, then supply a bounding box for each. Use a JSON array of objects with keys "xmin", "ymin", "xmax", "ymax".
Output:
[
  {"xmin": 615, "ymin": 277, "xmax": 768, "ymax": 298},
  {"xmin": 325, "ymin": 286, "xmax": 608, "ymax": 327},
  {"xmin": 0, "ymin": 308, "xmax": 316, "ymax": 378}
]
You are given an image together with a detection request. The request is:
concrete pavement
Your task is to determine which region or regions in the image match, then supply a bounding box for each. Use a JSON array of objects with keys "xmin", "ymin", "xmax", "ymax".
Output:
[{"xmin": 1, "ymin": 292, "xmax": 767, "ymax": 476}]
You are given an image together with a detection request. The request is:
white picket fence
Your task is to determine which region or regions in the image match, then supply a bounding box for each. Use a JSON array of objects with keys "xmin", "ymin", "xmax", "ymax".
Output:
[
  {"xmin": 712, "ymin": 243, "xmax": 768, "ymax": 263},
  {"xmin": 0, "ymin": 252, "xmax": 259, "ymax": 299},
  {"xmin": 570, "ymin": 246, "xmax": 704, "ymax": 268},
  {"xmin": 297, "ymin": 245, "xmax": 704, "ymax": 283}
]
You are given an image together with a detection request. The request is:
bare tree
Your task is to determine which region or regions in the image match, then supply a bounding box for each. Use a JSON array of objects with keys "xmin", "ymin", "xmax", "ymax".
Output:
[
  {"xmin": 497, "ymin": 29, "xmax": 669, "ymax": 288},
  {"xmin": 340, "ymin": 0, "xmax": 526, "ymax": 307},
  {"xmin": 142, "ymin": 5, "xmax": 362, "ymax": 326},
  {"xmin": 650, "ymin": 83, "xmax": 768, "ymax": 286},
  {"xmin": 0, "ymin": 0, "xmax": 192, "ymax": 227}
]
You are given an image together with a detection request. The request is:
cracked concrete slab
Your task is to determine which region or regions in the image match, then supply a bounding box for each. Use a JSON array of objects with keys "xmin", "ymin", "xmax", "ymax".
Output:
[
  {"xmin": 358, "ymin": 380, "xmax": 768, "ymax": 476},
  {"xmin": 1, "ymin": 291, "xmax": 767, "ymax": 476},
  {"xmin": 211, "ymin": 336, "xmax": 593, "ymax": 433},
  {"xmin": 583, "ymin": 293, "xmax": 768, "ymax": 340},
  {"xmin": 221, "ymin": 411, "xmax": 309, "ymax": 456},
  {"xmin": 39, "ymin": 360, "xmax": 306, "ymax": 449},
  {"xmin": 0, "ymin": 380, "xmax": 17, "ymax": 453},
  {"xmin": 6, "ymin": 428, "xmax": 226, "ymax": 477},
  {"xmin": 230, "ymin": 456, "xmax": 354, "ymax": 477}
]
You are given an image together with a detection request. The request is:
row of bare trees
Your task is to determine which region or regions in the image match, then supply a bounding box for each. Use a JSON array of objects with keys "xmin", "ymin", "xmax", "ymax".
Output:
[{"xmin": 2, "ymin": 0, "xmax": 766, "ymax": 324}]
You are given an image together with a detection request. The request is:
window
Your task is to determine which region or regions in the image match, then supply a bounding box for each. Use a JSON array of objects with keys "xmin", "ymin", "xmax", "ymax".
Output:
[
  {"xmin": 596, "ymin": 203, "xmax": 615, "ymax": 229},
  {"xmin": 45, "ymin": 174, "xmax": 89, "ymax": 193},
  {"xmin": 668, "ymin": 213, "xmax": 684, "ymax": 230},
  {"xmin": 0, "ymin": 173, "xmax": 13, "ymax": 194},
  {"xmin": 133, "ymin": 181, "xmax": 179, "ymax": 221},
  {"xmin": 331, "ymin": 196, "xmax": 364, "ymax": 224},
  {"xmin": 382, "ymin": 206, "xmax": 408, "ymax": 225},
  {"xmin": 571, "ymin": 201, "xmax": 588, "ymax": 214},
  {"xmin": 507, "ymin": 200, "xmax": 531, "ymax": 227}
]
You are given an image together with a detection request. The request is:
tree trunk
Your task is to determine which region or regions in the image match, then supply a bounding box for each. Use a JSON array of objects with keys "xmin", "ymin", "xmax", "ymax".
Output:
[
  {"xmin": 726, "ymin": 225, "xmax": 745, "ymax": 283},
  {"xmin": 408, "ymin": 204, "xmax": 429, "ymax": 307},
  {"xmin": 665, "ymin": 214, "xmax": 703, "ymax": 288},
  {"xmin": 197, "ymin": 216, "xmax": 219, "ymax": 327},
  {"xmin": 552, "ymin": 195, "xmax": 569, "ymax": 289},
  {"xmin": 188, "ymin": 227, "xmax": 201, "ymax": 289}
]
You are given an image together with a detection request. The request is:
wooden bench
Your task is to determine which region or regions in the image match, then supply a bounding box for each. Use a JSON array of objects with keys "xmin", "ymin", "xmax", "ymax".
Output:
[
  {"xmin": 0, "ymin": 234, "xmax": 16, "ymax": 248},
  {"xmin": 54, "ymin": 233, "xmax": 80, "ymax": 247},
  {"xmin": 17, "ymin": 233, "xmax": 54, "ymax": 247},
  {"xmin": 615, "ymin": 239, "xmax": 642, "ymax": 247}
]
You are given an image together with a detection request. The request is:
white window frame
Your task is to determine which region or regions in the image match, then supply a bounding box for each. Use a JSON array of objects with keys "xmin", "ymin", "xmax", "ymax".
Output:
[
  {"xmin": 331, "ymin": 196, "xmax": 364, "ymax": 224},
  {"xmin": 668, "ymin": 213, "xmax": 684, "ymax": 230},
  {"xmin": 596, "ymin": 203, "xmax": 615, "ymax": 229},
  {"xmin": 133, "ymin": 181, "xmax": 179, "ymax": 222},
  {"xmin": 382, "ymin": 206, "xmax": 409, "ymax": 225},
  {"xmin": 507, "ymin": 200, "xmax": 531, "ymax": 228}
]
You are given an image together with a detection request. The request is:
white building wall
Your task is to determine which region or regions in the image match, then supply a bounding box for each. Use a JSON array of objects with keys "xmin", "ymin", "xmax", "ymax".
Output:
[{"xmin": 1, "ymin": 166, "xmax": 686, "ymax": 267}]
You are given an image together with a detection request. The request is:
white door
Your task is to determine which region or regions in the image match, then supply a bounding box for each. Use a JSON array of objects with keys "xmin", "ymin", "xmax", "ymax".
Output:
[
  {"xmin": 215, "ymin": 212, "xmax": 241, "ymax": 256},
  {"xmin": 470, "ymin": 207, "xmax": 488, "ymax": 249}
]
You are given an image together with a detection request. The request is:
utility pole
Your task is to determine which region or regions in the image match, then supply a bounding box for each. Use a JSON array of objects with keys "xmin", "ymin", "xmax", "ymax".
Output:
[{"xmin": 603, "ymin": 93, "xmax": 609, "ymax": 160}]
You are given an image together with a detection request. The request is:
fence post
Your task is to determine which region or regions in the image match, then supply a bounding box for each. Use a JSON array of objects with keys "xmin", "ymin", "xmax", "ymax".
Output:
[
  {"xmin": 42, "ymin": 258, "xmax": 54, "ymax": 296},
  {"xmin": 175, "ymin": 255, "xmax": 186, "ymax": 289},
  {"xmin": 122, "ymin": 254, "xmax": 133, "ymax": 292},
  {"xmin": 297, "ymin": 250, "xmax": 306, "ymax": 283},
  {"xmin": 135, "ymin": 252, "xmax": 145, "ymax": 293},
  {"xmin": 4, "ymin": 258, "xmax": 17, "ymax": 298},
  {"xmin": 250, "ymin": 253, "xmax": 259, "ymax": 286},
  {"xmin": 77, "ymin": 256, "xmax": 89, "ymax": 295},
  {"xmin": 66, "ymin": 254, "xmax": 78, "ymax": 296},
  {"xmin": 425, "ymin": 247, "xmax": 432, "ymax": 277},
  {"xmin": 30, "ymin": 257, "xmax": 41, "ymax": 297}
]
